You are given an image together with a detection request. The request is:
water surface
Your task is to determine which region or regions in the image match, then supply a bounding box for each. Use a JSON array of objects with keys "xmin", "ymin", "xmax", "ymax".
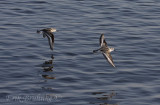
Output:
[{"xmin": 0, "ymin": 0, "xmax": 160, "ymax": 105}]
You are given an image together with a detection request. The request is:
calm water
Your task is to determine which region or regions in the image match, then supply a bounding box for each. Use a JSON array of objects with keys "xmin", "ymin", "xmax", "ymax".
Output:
[{"xmin": 0, "ymin": 0, "xmax": 160, "ymax": 105}]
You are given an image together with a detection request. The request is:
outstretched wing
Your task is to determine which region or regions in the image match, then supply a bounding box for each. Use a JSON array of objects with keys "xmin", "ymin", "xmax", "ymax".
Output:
[
  {"xmin": 99, "ymin": 34, "xmax": 107, "ymax": 47},
  {"xmin": 48, "ymin": 32, "xmax": 54, "ymax": 48},
  {"xmin": 43, "ymin": 32, "xmax": 54, "ymax": 50},
  {"xmin": 102, "ymin": 52, "xmax": 115, "ymax": 67}
]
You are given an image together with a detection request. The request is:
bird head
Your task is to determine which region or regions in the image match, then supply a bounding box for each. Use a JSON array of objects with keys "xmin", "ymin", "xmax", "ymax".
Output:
[
  {"xmin": 50, "ymin": 28, "xmax": 57, "ymax": 32},
  {"xmin": 109, "ymin": 47, "xmax": 114, "ymax": 52}
]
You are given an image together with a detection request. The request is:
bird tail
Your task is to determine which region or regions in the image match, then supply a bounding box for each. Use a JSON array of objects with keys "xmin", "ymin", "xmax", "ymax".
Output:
[
  {"xmin": 37, "ymin": 30, "xmax": 41, "ymax": 34},
  {"xmin": 93, "ymin": 48, "xmax": 100, "ymax": 53}
]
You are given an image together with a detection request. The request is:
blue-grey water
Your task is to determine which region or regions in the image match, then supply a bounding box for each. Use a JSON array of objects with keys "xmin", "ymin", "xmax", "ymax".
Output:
[{"xmin": 0, "ymin": 0, "xmax": 160, "ymax": 105}]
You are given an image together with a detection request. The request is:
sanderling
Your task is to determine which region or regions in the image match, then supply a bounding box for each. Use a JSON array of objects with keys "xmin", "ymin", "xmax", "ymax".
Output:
[
  {"xmin": 93, "ymin": 34, "xmax": 115, "ymax": 67},
  {"xmin": 37, "ymin": 28, "xmax": 56, "ymax": 50}
]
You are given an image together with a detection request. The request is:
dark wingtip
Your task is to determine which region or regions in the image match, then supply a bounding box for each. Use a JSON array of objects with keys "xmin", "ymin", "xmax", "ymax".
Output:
[
  {"xmin": 50, "ymin": 47, "xmax": 53, "ymax": 50},
  {"xmin": 112, "ymin": 64, "xmax": 116, "ymax": 68}
]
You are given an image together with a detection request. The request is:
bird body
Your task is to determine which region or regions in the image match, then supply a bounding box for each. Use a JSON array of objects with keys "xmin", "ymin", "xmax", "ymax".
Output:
[
  {"xmin": 93, "ymin": 34, "xmax": 115, "ymax": 67},
  {"xmin": 37, "ymin": 28, "xmax": 56, "ymax": 50}
]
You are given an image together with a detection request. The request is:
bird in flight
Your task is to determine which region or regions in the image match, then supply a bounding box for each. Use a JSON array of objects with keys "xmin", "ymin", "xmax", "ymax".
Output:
[
  {"xmin": 93, "ymin": 34, "xmax": 115, "ymax": 67},
  {"xmin": 37, "ymin": 28, "xmax": 56, "ymax": 50}
]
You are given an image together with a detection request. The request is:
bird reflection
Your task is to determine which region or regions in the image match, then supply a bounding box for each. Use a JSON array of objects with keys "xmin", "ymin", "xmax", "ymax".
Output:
[
  {"xmin": 42, "ymin": 75, "xmax": 55, "ymax": 79},
  {"xmin": 96, "ymin": 91, "xmax": 116, "ymax": 100},
  {"xmin": 41, "ymin": 87, "xmax": 54, "ymax": 90},
  {"xmin": 90, "ymin": 91, "xmax": 118, "ymax": 105},
  {"xmin": 41, "ymin": 54, "xmax": 55, "ymax": 79},
  {"xmin": 43, "ymin": 66, "xmax": 53, "ymax": 72},
  {"xmin": 42, "ymin": 59, "xmax": 53, "ymax": 72}
]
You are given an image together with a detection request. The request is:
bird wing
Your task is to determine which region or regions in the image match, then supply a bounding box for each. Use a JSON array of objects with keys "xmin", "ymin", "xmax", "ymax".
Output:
[
  {"xmin": 49, "ymin": 32, "xmax": 54, "ymax": 47},
  {"xmin": 100, "ymin": 34, "xmax": 107, "ymax": 47},
  {"xmin": 43, "ymin": 32, "xmax": 54, "ymax": 50},
  {"xmin": 102, "ymin": 52, "xmax": 115, "ymax": 67},
  {"xmin": 43, "ymin": 32, "xmax": 46, "ymax": 38}
]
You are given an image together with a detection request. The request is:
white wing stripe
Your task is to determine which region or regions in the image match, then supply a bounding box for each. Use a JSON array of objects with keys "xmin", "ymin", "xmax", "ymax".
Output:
[{"xmin": 103, "ymin": 53, "xmax": 115, "ymax": 67}]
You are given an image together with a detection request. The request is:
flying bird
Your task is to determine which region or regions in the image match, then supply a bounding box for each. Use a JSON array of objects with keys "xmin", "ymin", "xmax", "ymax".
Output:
[
  {"xmin": 37, "ymin": 28, "xmax": 56, "ymax": 50},
  {"xmin": 93, "ymin": 34, "xmax": 115, "ymax": 67}
]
